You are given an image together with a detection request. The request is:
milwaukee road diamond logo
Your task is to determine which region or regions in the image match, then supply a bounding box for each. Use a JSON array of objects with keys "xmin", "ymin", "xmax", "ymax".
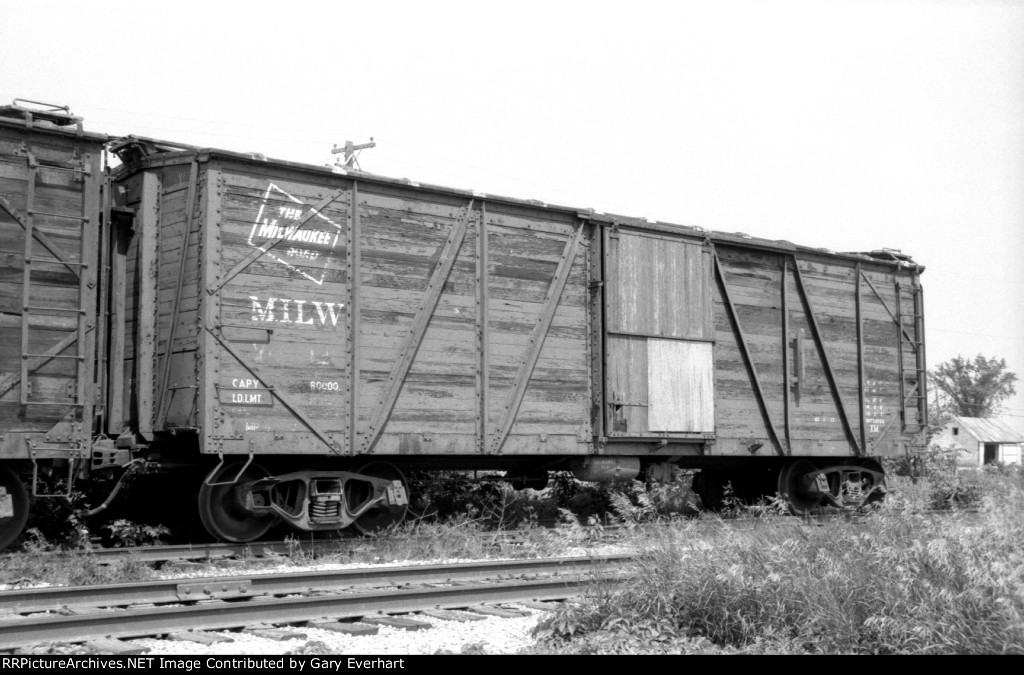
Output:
[{"xmin": 247, "ymin": 183, "xmax": 343, "ymax": 285}]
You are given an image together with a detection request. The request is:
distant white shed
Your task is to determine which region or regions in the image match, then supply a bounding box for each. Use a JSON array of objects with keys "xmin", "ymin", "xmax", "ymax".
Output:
[{"xmin": 931, "ymin": 416, "xmax": 1023, "ymax": 467}]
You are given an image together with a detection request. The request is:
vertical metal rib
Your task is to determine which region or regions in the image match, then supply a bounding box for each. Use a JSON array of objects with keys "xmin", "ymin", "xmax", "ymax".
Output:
[{"xmin": 476, "ymin": 202, "xmax": 489, "ymax": 452}]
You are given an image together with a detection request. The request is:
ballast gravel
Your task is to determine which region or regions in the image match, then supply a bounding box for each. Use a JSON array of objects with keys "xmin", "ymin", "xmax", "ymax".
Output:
[
  {"xmin": 17, "ymin": 544, "xmax": 632, "ymax": 655},
  {"xmin": 130, "ymin": 610, "xmax": 546, "ymax": 655}
]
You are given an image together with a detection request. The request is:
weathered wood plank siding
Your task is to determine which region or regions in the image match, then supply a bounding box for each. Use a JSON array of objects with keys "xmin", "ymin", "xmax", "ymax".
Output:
[
  {"xmin": 0, "ymin": 121, "xmax": 103, "ymax": 457},
  {"xmin": 150, "ymin": 158, "xmax": 597, "ymax": 457},
  {"xmin": 212, "ymin": 170, "xmax": 351, "ymax": 447},
  {"xmin": 116, "ymin": 163, "xmax": 206, "ymax": 434},
  {"xmin": 710, "ymin": 245, "xmax": 923, "ymax": 456},
  {"xmin": 113, "ymin": 149, "xmax": 924, "ymax": 463}
]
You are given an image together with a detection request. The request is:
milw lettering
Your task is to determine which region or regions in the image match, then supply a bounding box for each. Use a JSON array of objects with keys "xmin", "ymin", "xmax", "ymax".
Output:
[{"xmin": 250, "ymin": 296, "xmax": 343, "ymax": 327}]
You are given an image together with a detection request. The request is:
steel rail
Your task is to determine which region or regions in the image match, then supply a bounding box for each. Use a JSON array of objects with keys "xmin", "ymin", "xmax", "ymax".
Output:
[
  {"xmin": 0, "ymin": 525, "xmax": 621, "ymax": 565},
  {"xmin": 0, "ymin": 558, "xmax": 629, "ymax": 651},
  {"xmin": 78, "ymin": 539, "xmax": 349, "ymax": 563},
  {"xmin": 0, "ymin": 540, "xmax": 317, "ymax": 565},
  {"xmin": 0, "ymin": 554, "xmax": 633, "ymax": 614}
]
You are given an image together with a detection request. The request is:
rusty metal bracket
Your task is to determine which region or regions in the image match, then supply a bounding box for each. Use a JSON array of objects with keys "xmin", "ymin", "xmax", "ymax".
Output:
[
  {"xmin": 205, "ymin": 328, "xmax": 343, "ymax": 454},
  {"xmin": 361, "ymin": 200, "xmax": 475, "ymax": 453},
  {"xmin": 714, "ymin": 252, "xmax": 787, "ymax": 456},
  {"xmin": 490, "ymin": 221, "xmax": 585, "ymax": 455},
  {"xmin": 791, "ymin": 258, "xmax": 862, "ymax": 457},
  {"xmin": 203, "ymin": 452, "xmax": 255, "ymax": 487},
  {"xmin": 209, "ymin": 188, "xmax": 346, "ymax": 296}
]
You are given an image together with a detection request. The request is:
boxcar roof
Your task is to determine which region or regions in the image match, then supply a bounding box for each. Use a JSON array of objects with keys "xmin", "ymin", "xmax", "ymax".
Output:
[
  {"xmin": 111, "ymin": 138, "xmax": 924, "ymax": 274},
  {"xmin": 0, "ymin": 114, "xmax": 109, "ymax": 144}
]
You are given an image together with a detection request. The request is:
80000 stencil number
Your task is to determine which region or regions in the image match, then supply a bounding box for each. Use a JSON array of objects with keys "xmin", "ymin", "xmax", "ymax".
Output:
[{"xmin": 310, "ymin": 381, "xmax": 340, "ymax": 392}]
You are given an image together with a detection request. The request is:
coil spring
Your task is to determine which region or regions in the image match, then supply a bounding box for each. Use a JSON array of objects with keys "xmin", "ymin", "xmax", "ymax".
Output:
[{"xmin": 310, "ymin": 500, "xmax": 341, "ymax": 519}]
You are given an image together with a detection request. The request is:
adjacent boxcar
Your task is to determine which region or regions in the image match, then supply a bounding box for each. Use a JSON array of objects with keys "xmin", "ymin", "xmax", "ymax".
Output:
[
  {"xmin": 107, "ymin": 138, "xmax": 927, "ymax": 541},
  {"xmin": 0, "ymin": 103, "xmax": 106, "ymax": 548}
]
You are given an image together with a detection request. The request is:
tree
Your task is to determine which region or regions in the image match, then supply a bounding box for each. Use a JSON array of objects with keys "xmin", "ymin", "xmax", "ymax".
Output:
[{"xmin": 929, "ymin": 354, "xmax": 1018, "ymax": 418}]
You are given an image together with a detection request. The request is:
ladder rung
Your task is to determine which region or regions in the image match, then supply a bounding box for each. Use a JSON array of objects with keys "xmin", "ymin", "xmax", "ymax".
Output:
[
  {"xmin": 29, "ymin": 163, "xmax": 87, "ymax": 175},
  {"xmin": 21, "ymin": 401, "xmax": 83, "ymax": 407},
  {"xmin": 23, "ymin": 305, "xmax": 86, "ymax": 314},
  {"xmin": 26, "ymin": 258, "xmax": 87, "ymax": 267},
  {"xmin": 22, "ymin": 353, "xmax": 84, "ymax": 360},
  {"xmin": 26, "ymin": 210, "xmax": 88, "ymax": 222}
]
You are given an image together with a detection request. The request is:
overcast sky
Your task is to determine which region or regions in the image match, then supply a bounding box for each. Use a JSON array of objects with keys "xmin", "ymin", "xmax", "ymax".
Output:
[{"xmin": 3, "ymin": 0, "xmax": 1023, "ymax": 430}]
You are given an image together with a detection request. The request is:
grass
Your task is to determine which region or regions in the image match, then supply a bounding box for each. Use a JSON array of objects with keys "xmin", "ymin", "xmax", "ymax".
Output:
[
  {"xmin": 5, "ymin": 462, "xmax": 1022, "ymax": 655},
  {"xmin": 0, "ymin": 533, "xmax": 157, "ymax": 587},
  {"xmin": 526, "ymin": 464, "xmax": 1024, "ymax": 654},
  {"xmin": 0, "ymin": 484, "xmax": 609, "ymax": 587}
]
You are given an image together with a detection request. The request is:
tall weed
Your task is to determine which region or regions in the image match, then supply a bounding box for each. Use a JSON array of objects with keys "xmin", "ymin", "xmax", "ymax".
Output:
[{"xmin": 533, "ymin": 471, "xmax": 1024, "ymax": 654}]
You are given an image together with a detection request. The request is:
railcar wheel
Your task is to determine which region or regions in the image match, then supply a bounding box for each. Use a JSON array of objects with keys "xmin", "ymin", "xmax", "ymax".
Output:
[
  {"xmin": 0, "ymin": 466, "xmax": 29, "ymax": 550},
  {"xmin": 861, "ymin": 459, "xmax": 887, "ymax": 507},
  {"xmin": 198, "ymin": 461, "xmax": 278, "ymax": 543},
  {"xmin": 778, "ymin": 459, "xmax": 822, "ymax": 516},
  {"xmin": 346, "ymin": 462, "xmax": 409, "ymax": 535}
]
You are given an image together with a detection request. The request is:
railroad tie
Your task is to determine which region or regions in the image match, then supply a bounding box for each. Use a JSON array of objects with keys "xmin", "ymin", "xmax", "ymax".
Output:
[
  {"xmin": 416, "ymin": 608, "xmax": 487, "ymax": 623},
  {"xmin": 167, "ymin": 631, "xmax": 235, "ymax": 646},
  {"xmin": 360, "ymin": 615, "xmax": 432, "ymax": 631},
  {"xmin": 82, "ymin": 638, "xmax": 150, "ymax": 655},
  {"xmin": 244, "ymin": 627, "xmax": 309, "ymax": 641},
  {"xmin": 463, "ymin": 605, "xmax": 531, "ymax": 618},
  {"xmin": 307, "ymin": 620, "xmax": 379, "ymax": 636},
  {"xmin": 516, "ymin": 601, "xmax": 559, "ymax": 612}
]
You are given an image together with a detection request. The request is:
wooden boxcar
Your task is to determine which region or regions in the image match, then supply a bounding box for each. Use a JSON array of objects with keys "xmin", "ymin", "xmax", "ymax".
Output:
[
  {"xmin": 0, "ymin": 103, "xmax": 106, "ymax": 548},
  {"xmin": 104, "ymin": 138, "xmax": 927, "ymax": 541}
]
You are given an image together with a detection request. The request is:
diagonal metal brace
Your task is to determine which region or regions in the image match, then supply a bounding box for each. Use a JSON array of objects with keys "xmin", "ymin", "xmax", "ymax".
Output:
[
  {"xmin": 0, "ymin": 332, "xmax": 79, "ymax": 399},
  {"xmin": 490, "ymin": 221, "xmax": 585, "ymax": 455},
  {"xmin": 0, "ymin": 194, "xmax": 81, "ymax": 279},
  {"xmin": 361, "ymin": 201, "xmax": 475, "ymax": 453},
  {"xmin": 714, "ymin": 252, "xmax": 787, "ymax": 456},
  {"xmin": 860, "ymin": 270, "xmax": 918, "ymax": 350},
  {"xmin": 156, "ymin": 159, "xmax": 200, "ymax": 429},
  {"xmin": 206, "ymin": 328, "xmax": 343, "ymax": 454},
  {"xmin": 792, "ymin": 258, "xmax": 862, "ymax": 456}
]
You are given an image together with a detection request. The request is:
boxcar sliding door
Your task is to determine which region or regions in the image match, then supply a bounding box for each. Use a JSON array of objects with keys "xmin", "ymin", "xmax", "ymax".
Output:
[{"xmin": 603, "ymin": 228, "xmax": 714, "ymax": 437}]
